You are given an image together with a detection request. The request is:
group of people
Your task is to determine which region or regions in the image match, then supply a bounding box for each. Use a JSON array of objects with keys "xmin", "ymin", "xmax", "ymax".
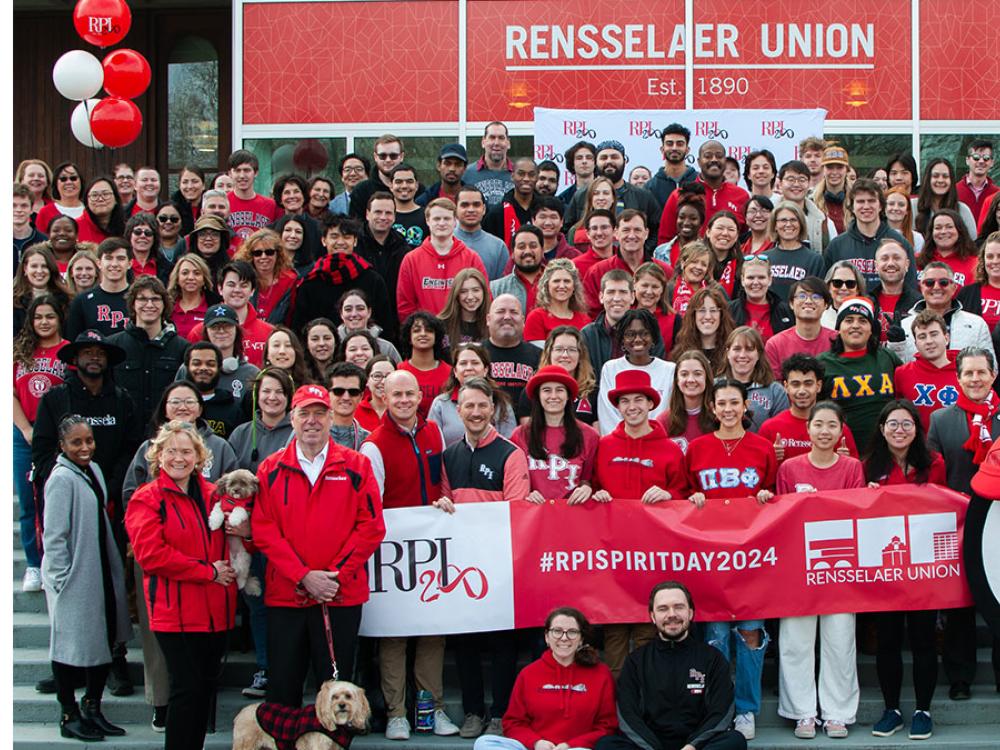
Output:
[{"xmin": 12, "ymin": 125, "xmax": 1000, "ymax": 748}]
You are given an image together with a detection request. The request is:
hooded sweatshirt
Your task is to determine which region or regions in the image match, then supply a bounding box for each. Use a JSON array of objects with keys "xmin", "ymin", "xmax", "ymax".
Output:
[
  {"xmin": 823, "ymin": 220, "xmax": 915, "ymax": 289},
  {"xmin": 593, "ymin": 420, "xmax": 688, "ymax": 499},
  {"xmin": 503, "ymin": 650, "xmax": 618, "ymax": 749},
  {"xmin": 395, "ymin": 236, "xmax": 488, "ymax": 321},
  {"xmin": 893, "ymin": 350, "xmax": 961, "ymax": 431}
]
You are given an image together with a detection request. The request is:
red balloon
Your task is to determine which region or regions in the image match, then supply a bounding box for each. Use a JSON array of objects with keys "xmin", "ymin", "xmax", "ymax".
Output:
[
  {"xmin": 293, "ymin": 139, "xmax": 330, "ymax": 174},
  {"xmin": 102, "ymin": 49, "xmax": 151, "ymax": 99},
  {"xmin": 73, "ymin": 0, "xmax": 131, "ymax": 48},
  {"xmin": 90, "ymin": 97, "xmax": 143, "ymax": 148}
]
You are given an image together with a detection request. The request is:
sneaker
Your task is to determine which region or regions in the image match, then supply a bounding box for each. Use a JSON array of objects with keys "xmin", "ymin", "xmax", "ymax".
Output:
[
  {"xmin": 459, "ymin": 714, "xmax": 486, "ymax": 739},
  {"xmin": 871, "ymin": 709, "xmax": 903, "ymax": 737},
  {"xmin": 151, "ymin": 706, "xmax": 167, "ymax": 733},
  {"xmin": 22, "ymin": 567, "xmax": 42, "ymax": 592},
  {"xmin": 734, "ymin": 712, "xmax": 755, "ymax": 740},
  {"xmin": 386, "ymin": 716, "xmax": 411, "ymax": 740},
  {"xmin": 824, "ymin": 720, "xmax": 848, "ymax": 739},
  {"xmin": 242, "ymin": 670, "xmax": 268, "ymax": 698},
  {"xmin": 908, "ymin": 711, "xmax": 933, "ymax": 740},
  {"xmin": 433, "ymin": 709, "xmax": 460, "ymax": 736},
  {"xmin": 483, "ymin": 718, "xmax": 504, "ymax": 736},
  {"xmin": 794, "ymin": 717, "xmax": 817, "ymax": 739}
]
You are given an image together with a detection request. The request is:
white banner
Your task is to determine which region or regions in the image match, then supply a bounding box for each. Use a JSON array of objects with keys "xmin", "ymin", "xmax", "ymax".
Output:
[
  {"xmin": 359, "ymin": 503, "xmax": 515, "ymax": 637},
  {"xmin": 533, "ymin": 108, "xmax": 827, "ymax": 189}
]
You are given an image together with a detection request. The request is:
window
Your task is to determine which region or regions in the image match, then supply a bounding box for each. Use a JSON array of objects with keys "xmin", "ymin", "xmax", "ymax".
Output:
[
  {"xmin": 168, "ymin": 36, "xmax": 219, "ymax": 172},
  {"xmin": 242, "ymin": 138, "xmax": 348, "ymax": 197},
  {"xmin": 921, "ymin": 134, "xmax": 1000, "ymax": 182},
  {"xmin": 354, "ymin": 136, "xmax": 459, "ymax": 193}
]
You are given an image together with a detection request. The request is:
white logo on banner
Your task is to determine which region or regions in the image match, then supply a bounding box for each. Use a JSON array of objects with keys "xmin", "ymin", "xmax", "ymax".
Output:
[
  {"xmin": 534, "ymin": 108, "xmax": 826, "ymax": 188},
  {"xmin": 360, "ymin": 503, "xmax": 515, "ymax": 637}
]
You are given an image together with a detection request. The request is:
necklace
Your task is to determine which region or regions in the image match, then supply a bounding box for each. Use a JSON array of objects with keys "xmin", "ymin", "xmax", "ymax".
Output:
[{"xmin": 719, "ymin": 432, "xmax": 745, "ymax": 456}]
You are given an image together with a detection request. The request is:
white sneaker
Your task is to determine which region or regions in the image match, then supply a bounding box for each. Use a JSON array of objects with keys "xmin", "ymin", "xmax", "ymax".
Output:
[
  {"xmin": 22, "ymin": 567, "xmax": 42, "ymax": 593},
  {"xmin": 734, "ymin": 712, "xmax": 755, "ymax": 740},
  {"xmin": 386, "ymin": 716, "xmax": 411, "ymax": 740},
  {"xmin": 433, "ymin": 709, "xmax": 460, "ymax": 736}
]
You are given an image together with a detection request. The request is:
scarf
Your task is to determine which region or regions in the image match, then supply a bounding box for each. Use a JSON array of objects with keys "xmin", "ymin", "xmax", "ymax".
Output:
[
  {"xmin": 502, "ymin": 201, "xmax": 521, "ymax": 249},
  {"xmin": 716, "ymin": 258, "xmax": 737, "ymax": 296},
  {"xmin": 958, "ymin": 389, "xmax": 1000, "ymax": 464},
  {"xmin": 303, "ymin": 252, "xmax": 370, "ymax": 286}
]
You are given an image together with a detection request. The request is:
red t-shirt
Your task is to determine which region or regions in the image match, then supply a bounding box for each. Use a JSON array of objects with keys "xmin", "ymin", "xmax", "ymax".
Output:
[
  {"xmin": 876, "ymin": 291, "xmax": 901, "ymax": 343},
  {"xmin": 980, "ymin": 284, "xmax": 1000, "ymax": 330},
  {"xmin": 934, "ymin": 252, "xmax": 977, "ymax": 289},
  {"xmin": 509, "ymin": 422, "xmax": 600, "ymax": 498},
  {"xmin": 398, "ymin": 360, "xmax": 452, "ymax": 419},
  {"xmin": 14, "ymin": 342, "xmax": 69, "ymax": 422},
  {"xmin": 764, "ymin": 326, "xmax": 836, "ymax": 379},
  {"xmin": 227, "ymin": 193, "xmax": 279, "ymax": 244},
  {"xmin": 655, "ymin": 408, "xmax": 711, "ymax": 455},
  {"xmin": 686, "ymin": 431, "xmax": 777, "ymax": 499},
  {"xmin": 758, "ymin": 409, "xmax": 859, "ymax": 463},
  {"xmin": 776, "ymin": 453, "xmax": 866, "ymax": 494},
  {"xmin": 744, "ymin": 300, "xmax": 774, "ymax": 341},
  {"xmin": 523, "ymin": 308, "xmax": 592, "ymax": 342}
]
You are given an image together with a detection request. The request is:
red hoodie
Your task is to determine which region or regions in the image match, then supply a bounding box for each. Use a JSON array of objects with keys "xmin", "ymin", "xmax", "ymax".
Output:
[
  {"xmin": 893, "ymin": 351, "xmax": 960, "ymax": 431},
  {"xmin": 658, "ymin": 177, "xmax": 749, "ymax": 244},
  {"xmin": 593, "ymin": 420, "xmax": 688, "ymax": 499},
  {"xmin": 503, "ymin": 650, "xmax": 618, "ymax": 749},
  {"xmin": 395, "ymin": 237, "xmax": 487, "ymax": 321}
]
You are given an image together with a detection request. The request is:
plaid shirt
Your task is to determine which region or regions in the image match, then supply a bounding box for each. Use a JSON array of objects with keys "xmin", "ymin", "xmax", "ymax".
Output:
[{"xmin": 256, "ymin": 703, "xmax": 355, "ymax": 750}]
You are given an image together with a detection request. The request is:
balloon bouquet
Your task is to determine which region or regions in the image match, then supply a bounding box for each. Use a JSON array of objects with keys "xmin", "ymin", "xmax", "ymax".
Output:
[{"xmin": 52, "ymin": 0, "xmax": 150, "ymax": 149}]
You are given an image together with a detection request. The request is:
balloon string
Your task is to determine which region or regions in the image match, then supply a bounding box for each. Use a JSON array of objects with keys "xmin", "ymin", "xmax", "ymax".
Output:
[{"xmin": 82, "ymin": 98, "xmax": 97, "ymax": 150}]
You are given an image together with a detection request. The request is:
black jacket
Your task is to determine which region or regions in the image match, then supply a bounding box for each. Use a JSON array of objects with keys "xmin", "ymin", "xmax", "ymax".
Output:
[
  {"xmin": 617, "ymin": 634, "xmax": 735, "ymax": 750},
  {"xmin": 868, "ymin": 282, "xmax": 923, "ymax": 328},
  {"xmin": 200, "ymin": 387, "xmax": 245, "ymax": 439},
  {"xmin": 956, "ymin": 282, "xmax": 991, "ymax": 318},
  {"xmin": 355, "ymin": 224, "xmax": 410, "ymax": 335},
  {"xmin": 482, "ymin": 188, "xmax": 537, "ymax": 246},
  {"xmin": 728, "ymin": 288, "xmax": 793, "ymax": 336},
  {"xmin": 646, "ymin": 164, "xmax": 698, "ymax": 209},
  {"xmin": 108, "ymin": 323, "xmax": 189, "ymax": 431},
  {"xmin": 32, "ymin": 372, "xmax": 141, "ymax": 508}
]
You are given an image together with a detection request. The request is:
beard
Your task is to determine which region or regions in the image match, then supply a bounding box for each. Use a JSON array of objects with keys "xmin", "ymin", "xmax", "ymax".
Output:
[
  {"xmin": 601, "ymin": 163, "xmax": 625, "ymax": 184},
  {"xmin": 657, "ymin": 619, "xmax": 690, "ymax": 641}
]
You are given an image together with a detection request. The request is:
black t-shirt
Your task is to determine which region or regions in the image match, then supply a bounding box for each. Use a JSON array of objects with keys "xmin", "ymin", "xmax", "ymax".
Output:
[
  {"xmin": 393, "ymin": 208, "xmax": 429, "ymax": 248},
  {"xmin": 484, "ymin": 340, "xmax": 540, "ymax": 407},
  {"xmin": 65, "ymin": 286, "xmax": 131, "ymax": 339}
]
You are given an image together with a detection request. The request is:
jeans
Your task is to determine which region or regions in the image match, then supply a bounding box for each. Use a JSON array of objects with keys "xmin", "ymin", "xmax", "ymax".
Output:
[
  {"xmin": 13, "ymin": 426, "xmax": 40, "ymax": 567},
  {"xmin": 242, "ymin": 552, "xmax": 268, "ymax": 670},
  {"xmin": 705, "ymin": 620, "xmax": 768, "ymax": 715}
]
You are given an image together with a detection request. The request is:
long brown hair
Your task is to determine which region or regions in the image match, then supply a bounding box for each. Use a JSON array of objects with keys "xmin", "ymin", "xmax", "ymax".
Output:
[
  {"xmin": 527, "ymin": 383, "xmax": 583, "ymax": 460},
  {"xmin": 438, "ymin": 267, "xmax": 490, "ymax": 348},
  {"xmin": 14, "ymin": 244, "xmax": 72, "ymax": 311},
  {"xmin": 665, "ymin": 350, "xmax": 715, "ymax": 437},
  {"xmin": 720, "ymin": 326, "xmax": 774, "ymax": 385},
  {"xmin": 538, "ymin": 326, "xmax": 597, "ymax": 398},
  {"xmin": 544, "ymin": 606, "xmax": 599, "ymax": 666},
  {"xmin": 440, "ymin": 341, "xmax": 512, "ymax": 423},
  {"xmin": 13, "ymin": 295, "xmax": 65, "ymax": 367},
  {"xmin": 263, "ymin": 325, "xmax": 310, "ymax": 387},
  {"xmin": 916, "ymin": 208, "xmax": 978, "ymax": 269},
  {"xmin": 634, "ymin": 262, "xmax": 673, "ymax": 315},
  {"xmin": 669, "ymin": 284, "xmax": 733, "ymax": 372}
]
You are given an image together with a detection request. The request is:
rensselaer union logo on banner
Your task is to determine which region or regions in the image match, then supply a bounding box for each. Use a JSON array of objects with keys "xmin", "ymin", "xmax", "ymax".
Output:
[{"xmin": 803, "ymin": 513, "xmax": 961, "ymax": 586}]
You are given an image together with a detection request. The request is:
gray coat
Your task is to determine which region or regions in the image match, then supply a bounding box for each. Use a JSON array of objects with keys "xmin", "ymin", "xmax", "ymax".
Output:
[
  {"xmin": 42, "ymin": 456, "xmax": 132, "ymax": 666},
  {"xmin": 229, "ymin": 414, "xmax": 294, "ymax": 472}
]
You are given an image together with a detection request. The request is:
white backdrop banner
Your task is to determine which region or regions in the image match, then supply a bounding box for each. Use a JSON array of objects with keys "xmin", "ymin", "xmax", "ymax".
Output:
[
  {"xmin": 534, "ymin": 108, "xmax": 827, "ymax": 188},
  {"xmin": 359, "ymin": 503, "xmax": 515, "ymax": 637}
]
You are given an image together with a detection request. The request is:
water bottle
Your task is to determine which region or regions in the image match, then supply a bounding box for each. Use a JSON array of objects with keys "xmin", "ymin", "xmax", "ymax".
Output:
[{"xmin": 415, "ymin": 690, "xmax": 434, "ymax": 733}]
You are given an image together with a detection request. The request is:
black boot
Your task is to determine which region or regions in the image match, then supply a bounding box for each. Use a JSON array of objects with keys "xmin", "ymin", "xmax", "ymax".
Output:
[
  {"xmin": 60, "ymin": 707, "xmax": 104, "ymax": 742},
  {"xmin": 81, "ymin": 697, "xmax": 126, "ymax": 737},
  {"xmin": 106, "ymin": 652, "xmax": 133, "ymax": 697}
]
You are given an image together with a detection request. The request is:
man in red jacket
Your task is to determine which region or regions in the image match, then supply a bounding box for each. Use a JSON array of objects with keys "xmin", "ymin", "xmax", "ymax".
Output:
[
  {"xmin": 253, "ymin": 384, "xmax": 386, "ymax": 707},
  {"xmin": 359, "ymin": 371, "xmax": 459, "ymax": 738}
]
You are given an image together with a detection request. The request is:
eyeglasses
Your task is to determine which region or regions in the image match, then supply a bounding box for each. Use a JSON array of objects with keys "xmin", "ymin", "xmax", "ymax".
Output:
[
  {"xmin": 89, "ymin": 191, "xmax": 114, "ymax": 200},
  {"xmin": 829, "ymin": 278, "xmax": 858, "ymax": 289},
  {"xmin": 342, "ymin": 165, "xmax": 367, "ymax": 173},
  {"xmin": 551, "ymin": 346, "xmax": 579, "ymax": 356},
  {"xmin": 330, "ymin": 387, "xmax": 363, "ymax": 397},
  {"xmin": 251, "ymin": 248, "xmax": 278, "ymax": 257},
  {"xmin": 781, "ymin": 176, "xmax": 809, "ymax": 185},
  {"xmin": 775, "ymin": 217, "xmax": 799, "ymax": 224},
  {"xmin": 375, "ymin": 152, "xmax": 402, "ymax": 161},
  {"xmin": 793, "ymin": 292, "xmax": 825, "ymax": 303},
  {"xmin": 885, "ymin": 419, "xmax": 916, "ymax": 432},
  {"xmin": 132, "ymin": 228, "xmax": 155, "ymax": 237},
  {"xmin": 58, "ymin": 174, "xmax": 80, "ymax": 182},
  {"xmin": 745, "ymin": 207, "xmax": 770, "ymax": 217},
  {"xmin": 135, "ymin": 296, "xmax": 164, "ymax": 306},
  {"xmin": 623, "ymin": 329, "xmax": 652, "ymax": 340},
  {"xmin": 157, "ymin": 215, "xmax": 181, "ymax": 224},
  {"xmin": 166, "ymin": 398, "xmax": 199, "ymax": 407},
  {"xmin": 921, "ymin": 278, "xmax": 952, "ymax": 288},
  {"xmin": 368, "ymin": 372, "xmax": 388, "ymax": 382},
  {"xmin": 969, "ymin": 154, "xmax": 994, "ymax": 162},
  {"xmin": 547, "ymin": 628, "xmax": 581, "ymax": 640},
  {"xmin": 115, "ymin": 174, "xmax": 134, "ymax": 181}
]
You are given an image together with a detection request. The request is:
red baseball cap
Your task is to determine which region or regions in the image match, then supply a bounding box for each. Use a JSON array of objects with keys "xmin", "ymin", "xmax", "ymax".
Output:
[
  {"xmin": 971, "ymin": 440, "xmax": 1000, "ymax": 498},
  {"xmin": 291, "ymin": 384, "xmax": 331, "ymax": 410}
]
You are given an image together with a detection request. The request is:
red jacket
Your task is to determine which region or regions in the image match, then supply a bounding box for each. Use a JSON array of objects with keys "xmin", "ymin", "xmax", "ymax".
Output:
[
  {"xmin": 125, "ymin": 473, "xmax": 235, "ymax": 633},
  {"xmin": 593, "ymin": 420, "xmax": 688, "ymax": 499},
  {"xmin": 253, "ymin": 438, "xmax": 385, "ymax": 608},
  {"xmin": 956, "ymin": 177, "xmax": 998, "ymax": 225},
  {"xmin": 503, "ymin": 650, "xmax": 618, "ymax": 749},
  {"xmin": 361, "ymin": 414, "xmax": 445, "ymax": 509},
  {"xmin": 892, "ymin": 351, "xmax": 960, "ymax": 431},
  {"xmin": 395, "ymin": 237, "xmax": 487, "ymax": 321},
  {"xmin": 657, "ymin": 177, "xmax": 749, "ymax": 244}
]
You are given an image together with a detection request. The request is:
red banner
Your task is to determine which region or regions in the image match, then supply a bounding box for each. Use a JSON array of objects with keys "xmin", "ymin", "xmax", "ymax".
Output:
[{"xmin": 510, "ymin": 485, "xmax": 973, "ymax": 627}]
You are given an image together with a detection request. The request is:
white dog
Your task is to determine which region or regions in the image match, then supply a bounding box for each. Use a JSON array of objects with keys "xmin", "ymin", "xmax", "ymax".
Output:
[
  {"xmin": 232, "ymin": 679, "xmax": 370, "ymax": 750},
  {"xmin": 207, "ymin": 469, "xmax": 260, "ymax": 595}
]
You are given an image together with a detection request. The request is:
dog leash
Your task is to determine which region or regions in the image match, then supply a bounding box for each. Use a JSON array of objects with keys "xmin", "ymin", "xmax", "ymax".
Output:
[{"xmin": 322, "ymin": 603, "xmax": 339, "ymax": 680}]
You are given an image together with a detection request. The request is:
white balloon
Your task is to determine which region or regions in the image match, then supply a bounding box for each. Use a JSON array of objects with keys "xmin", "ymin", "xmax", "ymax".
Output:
[
  {"xmin": 71, "ymin": 99, "xmax": 104, "ymax": 149},
  {"xmin": 52, "ymin": 50, "xmax": 104, "ymax": 101}
]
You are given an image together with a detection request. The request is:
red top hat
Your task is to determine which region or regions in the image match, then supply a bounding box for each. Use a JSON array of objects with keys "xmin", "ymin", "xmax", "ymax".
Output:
[{"xmin": 607, "ymin": 369, "xmax": 660, "ymax": 408}]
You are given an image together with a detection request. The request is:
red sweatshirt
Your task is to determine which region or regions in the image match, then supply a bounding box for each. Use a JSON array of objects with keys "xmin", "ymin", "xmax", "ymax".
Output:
[
  {"xmin": 395, "ymin": 237, "xmax": 487, "ymax": 321},
  {"xmin": 593, "ymin": 420, "xmax": 688, "ymax": 499},
  {"xmin": 503, "ymin": 650, "xmax": 618, "ymax": 749},
  {"xmin": 686, "ymin": 431, "xmax": 777, "ymax": 498},
  {"xmin": 658, "ymin": 177, "xmax": 749, "ymax": 244},
  {"xmin": 892, "ymin": 351, "xmax": 960, "ymax": 431}
]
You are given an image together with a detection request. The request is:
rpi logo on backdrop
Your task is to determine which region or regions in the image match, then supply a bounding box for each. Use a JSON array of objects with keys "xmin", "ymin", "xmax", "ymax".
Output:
[
  {"xmin": 369, "ymin": 537, "xmax": 488, "ymax": 603},
  {"xmin": 803, "ymin": 513, "xmax": 961, "ymax": 586}
]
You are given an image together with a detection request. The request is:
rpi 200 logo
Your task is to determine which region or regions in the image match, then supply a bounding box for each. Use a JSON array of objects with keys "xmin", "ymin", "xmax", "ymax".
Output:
[{"xmin": 369, "ymin": 536, "xmax": 488, "ymax": 602}]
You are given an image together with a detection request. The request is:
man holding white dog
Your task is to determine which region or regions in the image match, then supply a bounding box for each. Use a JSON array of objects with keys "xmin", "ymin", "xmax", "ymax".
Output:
[{"xmin": 253, "ymin": 384, "xmax": 386, "ymax": 706}]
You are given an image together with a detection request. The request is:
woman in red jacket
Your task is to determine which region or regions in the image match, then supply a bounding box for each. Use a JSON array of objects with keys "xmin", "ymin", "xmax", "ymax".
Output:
[
  {"xmin": 473, "ymin": 607, "xmax": 617, "ymax": 750},
  {"xmin": 125, "ymin": 421, "xmax": 238, "ymax": 750}
]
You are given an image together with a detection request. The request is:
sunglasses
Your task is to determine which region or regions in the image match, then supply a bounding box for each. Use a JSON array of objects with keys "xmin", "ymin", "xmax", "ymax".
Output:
[
  {"xmin": 920, "ymin": 277, "xmax": 952, "ymax": 288},
  {"xmin": 132, "ymin": 228, "xmax": 155, "ymax": 237},
  {"xmin": 969, "ymin": 154, "xmax": 993, "ymax": 162},
  {"xmin": 829, "ymin": 278, "xmax": 858, "ymax": 289},
  {"xmin": 58, "ymin": 174, "xmax": 80, "ymax": 182},
  {"xmin": 375, "ymin": 152, "xmax": 402, "ymax": 160},
  {"xmin": 330, "ymin": 387, "xmax": 363, "ymax": 397},
  {"xmin": 251, "ymin": 248, "xmax": 278, "ymax": 258},
  {"xmin": 157, "ymin": 214, "xmax": 181, "ymax": 224}
]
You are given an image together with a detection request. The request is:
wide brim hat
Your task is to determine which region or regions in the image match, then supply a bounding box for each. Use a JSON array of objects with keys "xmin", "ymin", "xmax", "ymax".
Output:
[
  {"xmin": 525, "ymin": 365, "xmax": 579, "ymax": 402},
  {"xmin": 190, "ymin": 213, "xmax": 233, "ymax": 240},
  {"xmin": 57, "ymin": 330, "xmax": 126, "ymax": 366},
  {"xmin": 607, "ymin": 368, "xmax": 660, "ymax": 409}
]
